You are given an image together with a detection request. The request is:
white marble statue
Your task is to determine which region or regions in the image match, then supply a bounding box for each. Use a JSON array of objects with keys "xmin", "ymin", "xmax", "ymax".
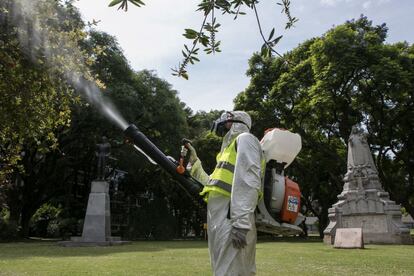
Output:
[{"xmin": 347, "ymin": 125, "xmax": 377, "ymax": 174}]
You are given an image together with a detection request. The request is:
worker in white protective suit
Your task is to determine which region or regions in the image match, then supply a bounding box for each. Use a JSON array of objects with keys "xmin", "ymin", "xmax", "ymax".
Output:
[{"xmin": 186, "ymin": 111, "xmax": 264, "ymax": 276}]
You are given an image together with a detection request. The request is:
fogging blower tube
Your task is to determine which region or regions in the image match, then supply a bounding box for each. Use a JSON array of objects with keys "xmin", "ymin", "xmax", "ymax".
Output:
[{"xmin": 124, "ymin": 124, "xmax": 204, "ymax": 197}]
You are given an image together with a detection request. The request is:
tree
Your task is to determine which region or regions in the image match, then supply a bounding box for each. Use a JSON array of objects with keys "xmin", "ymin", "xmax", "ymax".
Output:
[
  {"xmin": 53, "ymin": 31, "xmax": 196, "ymax": 240},
  {"xmin": 235, "ymin": 16, "xmax": 414, "ymax": 235},
  {"xmin": 0, "ymin": 0, "xmax": 189, "ymax": 237},
  {"xmin": 0, "ymin": 0, "xmax": 88, "ymax": 235}
]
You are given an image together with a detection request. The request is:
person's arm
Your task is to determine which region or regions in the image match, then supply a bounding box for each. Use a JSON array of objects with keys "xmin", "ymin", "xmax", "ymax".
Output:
[
  {"xmin": 189, "ymin": 159, "xmax": 209, "ymax": 186},
  {"xmin": 230, "ymin": 133, "xmax": 262, "ymax": 230}
]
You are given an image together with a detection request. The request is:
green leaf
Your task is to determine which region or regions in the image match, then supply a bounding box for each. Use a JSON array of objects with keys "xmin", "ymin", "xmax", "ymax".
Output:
[
  {"xmin": 108, "ymin": 0, "xmax": 123, "ymax": 7},
  {"xmin": 271, "ymin": 35, "xmax": 283, "ymax": 45},
  {"xmin": 184, "ymin": 29, "xmax": 198, "ymax": 40},
  {"xmin": 268, "ymin": 28, "xmax": 275, "ymax": 41},
  {"xmin": 181, "ymin": 72, "xmax": 189, "ymax": 80},
  {"xmin": 200, "ymin": 37, "xmax": 209, "ymax": 47},
  {"xmin": 130, "ymin": 0, "xmax": 146, "ymax": 7},
  {"xmin": 260, "ymin": 45, "xmax": 270, "ymax": 58}
]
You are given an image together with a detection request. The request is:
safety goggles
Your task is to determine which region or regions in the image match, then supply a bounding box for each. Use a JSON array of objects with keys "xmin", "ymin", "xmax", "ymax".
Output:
[{"xmin": 210, "ymin": 112, "xmax": 249, "ymax": 137}]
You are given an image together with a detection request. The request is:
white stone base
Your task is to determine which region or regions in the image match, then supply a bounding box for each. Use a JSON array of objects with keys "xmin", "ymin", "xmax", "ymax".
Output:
[{"xmin": 334, "ymin": 228, "xmax": 364, "ymax": 249}]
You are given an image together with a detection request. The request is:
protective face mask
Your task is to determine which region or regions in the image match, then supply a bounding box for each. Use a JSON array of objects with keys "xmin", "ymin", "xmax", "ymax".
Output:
[
  {"xmin": 211, "ymin": 112, "xmax": 233, "ymax": 137},
  {"xmin": 211, "ymin": 121, "xmax": 228, "ymax": 137},
  {"xmin": 210, "ymin": 112, "xmax": 249, "ymax": 137}
]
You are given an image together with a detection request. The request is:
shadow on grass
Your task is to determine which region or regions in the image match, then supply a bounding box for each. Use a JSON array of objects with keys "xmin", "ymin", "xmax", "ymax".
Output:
[{"xmin": 0, "ymin": 240, "xmax": 209, "ymax": 259}]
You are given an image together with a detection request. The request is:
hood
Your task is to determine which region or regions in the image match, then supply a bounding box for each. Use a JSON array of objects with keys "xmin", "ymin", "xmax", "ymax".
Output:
[{"xmin": 221, "ymin": 111, "xmax": 251, "ymax": 151}]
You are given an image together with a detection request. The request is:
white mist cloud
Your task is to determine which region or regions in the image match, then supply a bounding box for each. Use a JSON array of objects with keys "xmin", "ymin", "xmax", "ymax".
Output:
[{"xmin": 12, "ymin": 0, "xmax": 128, "ymax": 130}]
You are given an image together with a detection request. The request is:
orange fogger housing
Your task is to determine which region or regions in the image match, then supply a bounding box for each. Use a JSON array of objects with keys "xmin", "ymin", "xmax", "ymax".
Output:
[{"xmin": 280, "ymin": 177, "xmax": 301, "ymax": 224}]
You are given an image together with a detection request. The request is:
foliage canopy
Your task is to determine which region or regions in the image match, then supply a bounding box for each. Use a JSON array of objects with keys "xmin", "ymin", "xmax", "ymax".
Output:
[{"xmin": 235, "ymin": 16, "xmax": 414, "ymax": 234}]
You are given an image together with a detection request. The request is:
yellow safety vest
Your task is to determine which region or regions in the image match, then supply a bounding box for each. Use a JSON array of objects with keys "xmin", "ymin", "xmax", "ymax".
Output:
[{"xmin": 200, "ymin": 136, "xmax": 265, "ymax": 202}]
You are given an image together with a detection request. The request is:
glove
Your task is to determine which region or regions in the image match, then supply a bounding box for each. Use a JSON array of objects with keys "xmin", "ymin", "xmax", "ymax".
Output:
[
  {"xmin": 180, "ymin": 145, "xmax": 188, "ymax": 157},
  {"xmin": 186, "ymin": 143, "xmax": 198, "ymax": 165},
  {"xmin": 230, "ymin": 227, "xmax": 249, "ymax": 249}
]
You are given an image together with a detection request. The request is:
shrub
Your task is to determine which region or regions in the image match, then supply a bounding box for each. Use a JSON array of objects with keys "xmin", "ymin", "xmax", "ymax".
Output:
[
  {"xmin": 0, "ymin": 208, "xmax": 19, "ymax": 240},
  {"xmin": 30, "ymin": 203, "xmax": 61, "ymax": 237}
]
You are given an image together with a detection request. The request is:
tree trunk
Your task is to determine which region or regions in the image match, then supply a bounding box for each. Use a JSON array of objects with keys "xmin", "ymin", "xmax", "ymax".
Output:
[
  {"xmin": 19, "ymin": 192, "xmax": 42, "ymax": 238},
  {"xmin": 20, "ymin": 206, "xmax": 33, "ymax": 238},
  {"xmin": 6, "ymin": 174, "xmax": 23, "ymax": 234},
  {"xmin": 318, "ymin": 210, "xmax": 329, "ymax": 238},
  {"xmin": 8, "ymin": 202, "xmax": 21, "ymax": 230}
]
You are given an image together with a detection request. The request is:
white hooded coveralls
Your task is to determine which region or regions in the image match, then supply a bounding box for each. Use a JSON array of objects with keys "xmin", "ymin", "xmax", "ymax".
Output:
[{"xmin": 190, "ymin": 111, "xmax": 263, "ymax": 276}]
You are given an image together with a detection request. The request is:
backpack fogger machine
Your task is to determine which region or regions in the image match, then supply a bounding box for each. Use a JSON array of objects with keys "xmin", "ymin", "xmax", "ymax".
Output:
[
  {"xmin": 256, "ymin": 128, "xmax": 304, "ymax": 235},
  {"xmin": 124, "ymin": 124, "xmax": 304, "ymax": 235}
]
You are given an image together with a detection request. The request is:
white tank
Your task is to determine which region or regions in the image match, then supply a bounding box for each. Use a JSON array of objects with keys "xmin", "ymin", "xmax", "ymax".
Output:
[
  {"xmin": 260, "ymin": 128, "xmax": 302, "ymax": 168},
  {"xmin": 269, "ymin": 171, "xmax": 285, "ymax": 213}
]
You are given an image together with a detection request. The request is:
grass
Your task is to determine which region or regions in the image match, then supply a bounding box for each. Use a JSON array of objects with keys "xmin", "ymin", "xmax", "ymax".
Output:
[{"xmin": 0, "ymin": 240, "xmax": 413, "ymax": 275}]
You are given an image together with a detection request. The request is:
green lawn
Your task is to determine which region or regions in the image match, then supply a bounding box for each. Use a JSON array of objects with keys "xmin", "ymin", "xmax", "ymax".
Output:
[{"xmin": 0, "ymin": 240, "xmax": 413, "ymax": 275}]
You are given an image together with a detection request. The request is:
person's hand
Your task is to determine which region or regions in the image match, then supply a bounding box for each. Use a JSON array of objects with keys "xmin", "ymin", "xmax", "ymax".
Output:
[
  {"xmin": 186, "ymin": 143, "xmax": 198, "ymax": 165},
  {"xmin": 229, "ymin": 227, "xmax": 248, "ymax": 249}
]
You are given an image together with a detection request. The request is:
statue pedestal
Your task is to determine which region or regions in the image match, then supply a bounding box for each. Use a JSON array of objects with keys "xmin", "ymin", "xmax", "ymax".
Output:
[
  {"xmin": 324, "ymin": 169, "xmax": 412, "ymax": 245},
  {"xmin": 82, "ymin": 181, "xmax": 111, "ymax": 242},
  {"xmin": 58, "ymin": 181, "xmax": 129, "ymax": 247}
]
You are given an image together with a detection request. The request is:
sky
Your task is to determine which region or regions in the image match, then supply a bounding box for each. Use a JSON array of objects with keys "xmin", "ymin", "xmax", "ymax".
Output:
[{"xmin": 74, "ymin": 0, "xmax": 414, "ymax": 112}]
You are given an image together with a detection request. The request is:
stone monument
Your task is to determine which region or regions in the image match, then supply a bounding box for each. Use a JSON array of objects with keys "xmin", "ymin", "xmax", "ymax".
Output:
[
  {"xmin": 59, "ymin": 137, "xmax": 128, "ymax": 246},
  {"xmin": 324, "ymin": 125, "xmax": 411, "ymax": 244}
]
